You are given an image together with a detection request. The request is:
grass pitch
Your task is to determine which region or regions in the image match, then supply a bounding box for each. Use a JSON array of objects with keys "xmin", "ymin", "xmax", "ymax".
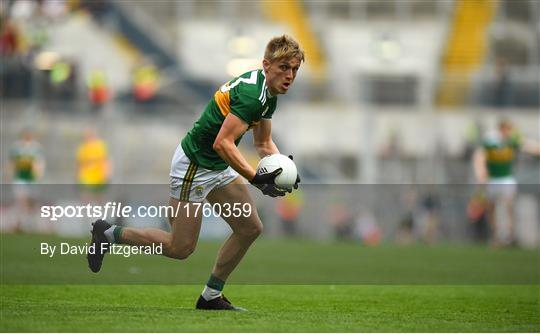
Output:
[
  {"xmin": 2, "ymin": 285, "xmax": 538, "ymax": 332},
  {"xmin": 1, "ymin": 233, "xmax": 539, "ymax": 332}
]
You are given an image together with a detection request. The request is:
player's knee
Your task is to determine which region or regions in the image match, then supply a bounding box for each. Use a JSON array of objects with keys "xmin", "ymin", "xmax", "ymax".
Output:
[
  {"xmin": 238, "ymin": 221, "xmax": 263, "ymax": 239},
  {"xmin": 169, "ymin": 243, "xmax": 196, "ymax": 260}
]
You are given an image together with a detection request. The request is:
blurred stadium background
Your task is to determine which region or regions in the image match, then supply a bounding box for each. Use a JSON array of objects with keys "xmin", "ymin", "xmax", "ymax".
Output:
[{"xmin": 1, "ymin": 0, "xmax": 539, "ymax": 247}]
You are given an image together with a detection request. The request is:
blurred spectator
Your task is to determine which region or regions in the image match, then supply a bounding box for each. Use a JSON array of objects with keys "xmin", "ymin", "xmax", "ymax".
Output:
[
  {"xmin": 329, "ymin": 201, "xmax": 353, "ymax": 240},
  {"xmin": 395, "ymin": 187, "xmax": 417, "ymax": 244},
  {"xmin": 8, "ymin": 128, "xmax": 45, "ymax": 231},
  {"xmin": 76, "ymin": 128, "xmax": 111, "ymax": 202},
  {"xmin": 10, "ymin": 1, "xmax": 49, "ymax": 54},
  {"xmin": 417, "ymin": 189, "xmax": 441, "ymax": 244},
  {"xmin": 0, "ymin": 18, "xmax": 20, "ymax": 56},
  {"xmin": 47, "ymin": 58, "xmax": 78, "ymax": 101},
  {"xmin": 132, "ymin": 62, "xmax": 160, "ymax": 103},
  {"xmin": 354, "ymin": 210, "xmax": 381, "ymax": 246},
  {"xmin": 276, "ymin": 189, "xmax": 304, "ymax": 237},
  {"xmin": 86, "ymin": 69, "xmax": 110, "ymax": 109},
  {"xmin": 467, "ymin": 187, "xmax": 489, "ymax": 243}
]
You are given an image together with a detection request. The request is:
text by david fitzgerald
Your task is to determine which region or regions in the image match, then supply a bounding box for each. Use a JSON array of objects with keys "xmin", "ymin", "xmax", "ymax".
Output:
[{"xmin": 40, "ymin": 242, "xmax": 163, "ymax": 258}]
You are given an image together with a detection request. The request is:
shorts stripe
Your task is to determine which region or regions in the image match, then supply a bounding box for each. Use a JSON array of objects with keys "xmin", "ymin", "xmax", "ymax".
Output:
[{"xmin": 180, "ymin": 162, "xmax": 198, "ymax": 201}]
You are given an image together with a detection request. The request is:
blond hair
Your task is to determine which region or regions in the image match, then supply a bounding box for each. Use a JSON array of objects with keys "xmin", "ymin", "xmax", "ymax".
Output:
[{"xmin": 264, "ymin": 35, "xmax": 305, "ymax": 63}]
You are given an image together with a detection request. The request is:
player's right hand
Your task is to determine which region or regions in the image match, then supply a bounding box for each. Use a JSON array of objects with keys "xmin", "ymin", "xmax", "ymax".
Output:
[
  {"xmin": 288, "ymin": 155, "xmax": 301, "ymax": 189},
  {"xmin": 250, "ymin": 168, "xmax": 286, "ymax": 197}
]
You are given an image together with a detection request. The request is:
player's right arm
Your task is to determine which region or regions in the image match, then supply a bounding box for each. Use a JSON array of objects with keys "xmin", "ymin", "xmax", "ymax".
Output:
[
  {"xmin": 473, "ymin": 147, "xmax": 488, "ymax": 184},
  {"xmin": 213, "ymin": 113, "xmax": 285, "ymax": 197},
  {"xmin": 213, "ymin": 113, "xmax": 257, "ymax": 181}
]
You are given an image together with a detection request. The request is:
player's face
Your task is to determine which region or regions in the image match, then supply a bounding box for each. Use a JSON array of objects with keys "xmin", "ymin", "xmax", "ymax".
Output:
[
  {"xmin": 263, "ymin": 57, "xmax": 301, "ymax": 96},
  {"xmin": 499, "ymin": 124, "xmax": 512, "ymax": 139}
]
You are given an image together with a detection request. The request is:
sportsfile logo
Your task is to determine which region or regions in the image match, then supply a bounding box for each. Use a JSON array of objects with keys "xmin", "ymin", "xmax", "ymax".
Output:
[
  {"xmin": 40, "ymin": 202, "xmax": 172, "ymax": 221},
  {"xmin": 41, "ymin": 201, "xmax": 253, "ymax": 221}
]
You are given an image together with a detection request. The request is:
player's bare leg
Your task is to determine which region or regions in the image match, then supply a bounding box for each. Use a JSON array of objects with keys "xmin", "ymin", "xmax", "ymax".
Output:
[
  {"xmin": 502, "ymin": 195, "xmax": 516, "ymax": 245},
  {"xmin": 207, "ymin": 177, "xmax": 262, "ymax": 281},
  {"xmin": 120, "ymin": 198, "xmax": 203, "ymax": 259},
  {"xmin": 486, "ymin": 200, "xmax": 497, "ymax": 245},
  {"xmin": 87, "ymin": 197, "xmax": 203, "ymax": 272},
  {"xmin": 196, "ymin": 177, "xmax": 261, "ymax": 311}
]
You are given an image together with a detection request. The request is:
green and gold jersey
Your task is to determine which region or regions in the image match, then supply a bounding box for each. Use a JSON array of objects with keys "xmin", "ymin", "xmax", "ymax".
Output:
[
  {"xmin": 182, "ymin": 69, "xmax": 277, "ymax": 170},
  {"xmin": 9, "ymin": 141, "xmax": 43, "ymax": 182},
  {"xmin": 483, "ymin": 133, "xmax": 521, "ymax": 179}
]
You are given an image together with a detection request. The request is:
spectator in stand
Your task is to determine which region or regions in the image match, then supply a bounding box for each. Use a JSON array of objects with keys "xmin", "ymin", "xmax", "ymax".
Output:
[
  {"xmin": 86, "ymin": 69, "xmax": 110, "ymax": 110},
  {"xmin": 0, "ymin": 18, "xmax": 20, "ymax": 57},
  {"xmin": 276, "ymin": 189, "xmax": 304, "ymax": 237}
]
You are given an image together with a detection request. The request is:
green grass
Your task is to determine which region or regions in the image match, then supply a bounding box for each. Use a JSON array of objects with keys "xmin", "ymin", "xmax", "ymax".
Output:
[
  {"xmin": 1, "ymin": 234, "xmax": 539, "ymax": 332},
  {"xmin": 1, "ymin": 234, "xmax": 538, "ymax": 284},
  {"xmin": 1, "ymin": 285, "xmax": 539, "ymax": 332}
]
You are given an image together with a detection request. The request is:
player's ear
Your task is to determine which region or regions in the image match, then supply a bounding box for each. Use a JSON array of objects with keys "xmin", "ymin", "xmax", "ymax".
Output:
[{"xmin": 262, "ymin": 59, "xmax": 271, "ymax": 72}]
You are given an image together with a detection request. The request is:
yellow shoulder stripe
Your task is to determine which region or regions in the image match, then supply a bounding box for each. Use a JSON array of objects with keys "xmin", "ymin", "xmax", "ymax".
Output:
[{"xmin": 214, "ymin": 90, "xmax": 230, "ymax": 117}]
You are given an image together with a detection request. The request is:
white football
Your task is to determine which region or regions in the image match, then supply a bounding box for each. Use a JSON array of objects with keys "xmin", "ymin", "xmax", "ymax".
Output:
[{"xmin": 256, "ymin": 154, "xmax": 298, "ymax": 189}]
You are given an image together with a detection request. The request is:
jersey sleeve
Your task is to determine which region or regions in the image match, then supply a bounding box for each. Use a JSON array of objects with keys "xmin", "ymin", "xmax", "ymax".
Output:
[
  {"xmin": 229, "ymin": 93, "xmax": 263, "ymax": 125},
  {"xmin": 510, "ymin": 132, "xmax": 522, "ymax": 149},
  {"xmin": 262, "ymin": 98, "xmax": 277, "ymax": 119}
]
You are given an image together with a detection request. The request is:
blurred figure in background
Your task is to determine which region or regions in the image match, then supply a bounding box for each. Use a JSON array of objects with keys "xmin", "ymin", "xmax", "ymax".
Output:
[
  {"xmin": 0, "ymin": 17, "xmax": 20, "ymax": 57},
  {"xmin": 76, "ymin": 128, "xmax": 111, "ymax": 203},
  {"xmin": 86, "ymin": 68, "xmax": 110, "ymax": 110},
  {"xmin": 132, "ymin": 61, "xmax": 159, "ymax": 103},
  {"xmin": 473, "ymin": 118, "xmax": 540, "ymax": 246},
  {"xmin": 276, "ymin": 188, "xmax": 304, "ymax": 237},
  {"xmin": 417, "ymin": 189, "xmax": 441, "ymax": 244},
  {"xmin": 329, "ymin": 200, "xmax": 353, "ymax": 241},
  {"xmin": 8, "ymin": 128, "xmax": 45, "ymax": 231},
  {"xmin": 354, "ymin": 210, "xmax": 381, "ymax": 246},
  {"xmin": 395, "ymin": 187, "xmax": 417, "ymax": 245},
  {"xmin": 467, "ymin": 187, "xmax": 490, "ymax": 243}
]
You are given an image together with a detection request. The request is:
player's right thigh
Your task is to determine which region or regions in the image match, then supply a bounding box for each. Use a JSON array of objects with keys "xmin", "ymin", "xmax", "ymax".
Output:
[{"xmin": 168, "ymin": 144, "xmax": 206, "ymax": 259}]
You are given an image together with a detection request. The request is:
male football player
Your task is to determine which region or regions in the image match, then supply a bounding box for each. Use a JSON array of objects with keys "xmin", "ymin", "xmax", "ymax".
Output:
[
  {"xmin": 9, "ymin": 128, "xmax": 45, "ymax": 232},
  {"xmin": 473, "ymin": 118, "xmax": 540, "ymax": 245},
  {"xmin": 87, "ymin": 35, "xmax": 303, "ymax": 310}
]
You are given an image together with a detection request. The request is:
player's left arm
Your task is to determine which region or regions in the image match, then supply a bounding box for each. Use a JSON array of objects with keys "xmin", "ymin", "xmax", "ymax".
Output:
[
  {"xmin": 253, "ymin": 119, "xmax": 301, "ymax": 189},
  {"xmin": 252, "ymin": 119, "xmax": 280, "ymax": 158},
  {"xmin": 520, "ymin": 138, "xmax": 540, "ymax": 156},
  {"xmin": 34, "ymin": 147, "xmax": 46, "ymax": 180}
]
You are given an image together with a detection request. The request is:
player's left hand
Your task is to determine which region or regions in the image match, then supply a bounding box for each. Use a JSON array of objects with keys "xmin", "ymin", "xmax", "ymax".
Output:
[{"xmin": 288, "ymin": 155, "xmax": 301, "ymax": 189}]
